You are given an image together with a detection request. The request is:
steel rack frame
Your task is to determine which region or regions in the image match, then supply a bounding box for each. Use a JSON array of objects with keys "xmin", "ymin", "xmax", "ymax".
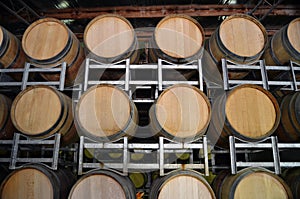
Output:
[
  {"xmin": 220, "ymin": 58, "xmax": 300, "ymax": 174},
  {"xmin": 78, "ymin": 136, "xmax": 209, "ymax": 177},
  {"xmin": 9, "ymin": 133, "xmax": 61, "ymax": 170}
]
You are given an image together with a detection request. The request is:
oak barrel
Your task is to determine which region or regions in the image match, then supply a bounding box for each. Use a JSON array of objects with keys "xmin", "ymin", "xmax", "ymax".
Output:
[
  {"xmin": 263, "ymin": 18, "xmax": 300, "ymax": 66},
  {"xmin": 0, "ymin": 94, "xmax": 15, "ymax": 139},
  {"xmin": 149, "ymin": 84, "xmax": 211, "ymax": 142},
  {"xmin": 276, "ymin": 92, "xmax": 300, "ymax": 142},
  {"xmin": 75, "ymin": 84, "xmax": 138, "ymax": 142},
  {"xmin": 208, "ymin": 14, "xmax": 267, "ymax": 65},
  {"xmin": 219, "ymin": 167, "xmax": 292, "ymax": 199},
  {"xmin": 0, "ymin": 26, "xmax": 26, "ymax": 80},
  {"xmin": 150, "ymin": 14, "xmax": 205, "ymax": 64},
  {"xmin": 22, "ymin": 18, "xmax": 85, "ymax": 85},
  {"xmin": 282, "ymin": 167, "xmax": 300, "ymax": 199},
  {"xmin": 84, "ymin": 14, "xmax": 139, "ymax": 63},
  {"xmin": 68, "ymin": 169, "xmax": 136, "ymax": 199},
  {"xmin": 10, "ymin": 85, "xmax": 77, "ymax": 145},
  {"xmin": 149, "ymin": 170, "xmax": 216, "ymax": 199},
  {"xmin": 208, "ymin": 84, "xmax": 280, "ymax": 148},
  {"xmin": 0, "ymin": 164, "xmax": 75, "ymax": 199}
]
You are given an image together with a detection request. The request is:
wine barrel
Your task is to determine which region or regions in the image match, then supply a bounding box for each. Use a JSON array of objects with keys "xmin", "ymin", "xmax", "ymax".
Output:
[
  {"xmin": 84, "ymin": 14, "xmax": 139, "ymax": 64},
  {"xmin": 149, "ymin": 170, "xmax": 216, "ymax": 199},
  {"xmin": 22, "ymin": 18, "xmax": 85, "ymax": 85},
  {"xmin": 282, "ymin": 167, "xmax": 300, "ymax": 199},
  {"xmin": 208, "ymin": 84, "xmax": 280, "ymax": 148},
  {"xmin": 68, "ymin": 169, "xmax": 136, "ymax": 199},
  {"xmin": 219, "ymin": 167, "xmax": 292, "ymax": 199},
  {"xmin": 0, "ymin": 26, "xmax": 26, "ymax": 80},
  {"xmin": 0, "ymin": 94, "xmax": 15, "ymax": 139},
  {"xmin": 75, "ymin": 84, "xmax": 138, "ymax": 142},
  {"xmin": 0, "ymin": 164, "xmax": 75, "ymax": 199},
  {"xmin": 150, "ymin": 14, "xmax": 205, "ymax": 64},
  {"xmin": 276, "ymin": 92, "xmax": 300, "ymax": 142},
  {"xmin": 149, "ymin": 84, "xmax": 211, "ymax": 142},
  {"xmin": 10, "ymin": 85, "xmax": 77, "ymax": 145},
  {"xmin": 263, "ymin": 18, "xmax": 300, "ymax": 66},
  {"xmin": 129, "ymin": 172, "xmax": 148, "ymax": 189},
  {"xmin": 206, "ymin": 14, "xmax": 267, "ymax": 79}
]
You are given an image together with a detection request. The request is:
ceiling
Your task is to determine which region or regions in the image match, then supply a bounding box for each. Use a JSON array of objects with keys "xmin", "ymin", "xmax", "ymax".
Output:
[{"xmin": 0, "ymin": 0, "xmax": 299, "ymax": 38}]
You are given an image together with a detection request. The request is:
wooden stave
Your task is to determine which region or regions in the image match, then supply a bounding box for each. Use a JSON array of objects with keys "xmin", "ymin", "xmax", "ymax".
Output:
[
  {"xmin": 263, "ymin": 18, "xmax": 300, "ymax": 66},
  {"xmin": 150, "ymin": 14, "xmax": 205, "ymax": 64},
  {"xmin": 0, "ymin": 164, "xmax": 75, "ymax": 199},
  {"xmin": 22, "ymin": 18, "xmax": 85, "ymax": 86},
  {"xmin": 208, "ymin": 14, "xmax": 267, "ymax": 66},
  {"xmin": 276, "ymin": 92, "xmax": 300, "ymax": 142},
  {"xmin": 0, "ymin": 94, "xmax": 15, "ymax": 140},
  {"xmin": 75, "ymin": 84, "xmax": 138, "ymax": 142},
  {"xmin": 207, "ymin": 84, "xmax": 281, "ymax": 148},
  {"xmin": 220, "ymin": 167, "xmax": 293, "ymax": 199},
  {"xmin": 84, "ymin": 14, "xmax": 138, "ymax": 64},
  {"xmin": 149, "ymin": 84, "xmax": 211, "ymax": 143},
  {"xmin": 10, "ymin": 85, "xmax": 77, "ymax": 145},
  {"xmin": 149, "ymin": 170, "xmax": 216, "ymax": 199},
  {"xmin": 68, "ymin": 169, "xmax": 136, "ymax": 199}
]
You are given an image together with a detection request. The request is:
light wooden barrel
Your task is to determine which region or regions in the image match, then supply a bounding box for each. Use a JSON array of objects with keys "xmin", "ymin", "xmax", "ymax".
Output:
[
  {"xmin": 150, "ymin": 14, "xmax": 205, "ymax": 63},
  {"xmin": 208, "ymin": 84, "xmax": 280, "ymax": 148},
  {"xmin": 206, "ymin": 14, "xmax": 267, "ymax": 79},
  {"xmin": 219, "ymin": 167, "xmax": 292, "ymax": 199},
  {"xmin": 149, "ymin": 84, "xmax": 211, "ymax": 142},
  {"xmin": 75, "ymin": 84, "xmax": 138, "ymax": 142},
  {"xmin": 149, "ymin": 170, "xmax": 216, "ymax": 199},
  {"xmin": 0, "ymin": 26, "xmax": 27, "ymax": 80},
  {"xmin": 0, "ymin": 94, "xmax": 15, "ymax": 139},
  {"xmin": 22, "ymin": 18, "xmax": 85, "ymax": 85},
  {"xmin": 263, "ymin": 18, "xmax": 300, "ymax": 66},
  {"xmin": 84, "ymin": 14, "xmax": 139, "ymax": 63},
  {"xmin": 0, "ymin": 164, "xmax": 75, "ymax": 199},
  {"xmin": 129, "ymin": 172, "xmax": 148, "ymax": 189},
  {"xmin": 10, "ymin": 85, "xmax": 77, "ymax": 145},
  {"xmin": 68, "ymin": 170, "xmax": 136, "ymax": 199},
  {"xmin": 276, "ymin": 92, "xmax": 300, "ymax": 142},
  {"xmin": 282, "ymin": 167, "xmax": 300, "ymax": 199}
]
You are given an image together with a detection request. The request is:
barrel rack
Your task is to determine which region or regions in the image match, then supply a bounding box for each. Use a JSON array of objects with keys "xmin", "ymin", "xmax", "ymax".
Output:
[
  {"xmin": 0, "ymin": 62, "xmax": 78, "ymax": 170},
  {"xmin": 210, "ymin": 59, "xmax": 300, "ymax": 175},
  {"xmin": 77, "ymin": 58, "xmax": 211, "ymax": 177}
]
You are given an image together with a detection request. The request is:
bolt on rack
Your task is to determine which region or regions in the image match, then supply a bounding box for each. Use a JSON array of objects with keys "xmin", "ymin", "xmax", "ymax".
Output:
[{"xmin": 218, "ymin": 58, "xmax": 300, "ymax": 175}]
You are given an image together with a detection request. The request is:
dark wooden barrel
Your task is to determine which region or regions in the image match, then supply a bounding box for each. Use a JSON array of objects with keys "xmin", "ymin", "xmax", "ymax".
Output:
[
  {"xmin": 218, "ymin": 167, "xmax": 292, "ymax": 199},
  {"xmin": 0, "ymin": 26, "xmax": 27, "ymax": 80},
  {"xmin": 206, "ymin": 14, "xmax": 267, "ymax": 79},
  {"xmin": 211, "ymin": 170, "xmax": 231, "ymax": 199},
  {"xmin": 149, "ymin": 14, "xmax": 205, "ymax": 64},
  {"xmin": 22, "ymin": 18, "xmax": 85, "ymax": 86},
  {"xmin": 0, "ymin": 94, "xmax": 15, "ymax": 139},
  {"xmin": 10, "ymin": 85, "xmax": 77, "ymax": 145},
  {"xmin": 282, "ymin": 167, "xmax": 300, "ymax": 199},
  {"xmin": 75, "ymin": 84, "xmax": 138, "ymax": 142},
  {"xmin": 84, "ymin": 14, "xmax": 139, "ymax": 64},
  {"xmin": 129, "ymin": 172, "xmax": 148, "ymax": 189},
  {"xmin": 207, "ymin": 84, "xmax": 280, "ymax": 148},
  {"xmin": 149, "ymin": 84, "xmax": 211, "ymax": 142},
  {"xmin": 68, "ymin": 169, "xmax": 136, "ymax": 199},
  {"xmin": 0, "ymin": 164, "xmax": 75, "ymax": 199},
  {"xmin": 276, "ymin": 92, "xmax": 300, "ymax": 142},
  {"xmin": 0, "ymin": 165, "xmax": 10, "ymax": 185},
  {"xmin": 149, "ymin": 170, "xmax": 216, "ymax": 199},
  {"xmin": 263, "ymin": 18, "xmax": 300, "ymax": 66}
]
